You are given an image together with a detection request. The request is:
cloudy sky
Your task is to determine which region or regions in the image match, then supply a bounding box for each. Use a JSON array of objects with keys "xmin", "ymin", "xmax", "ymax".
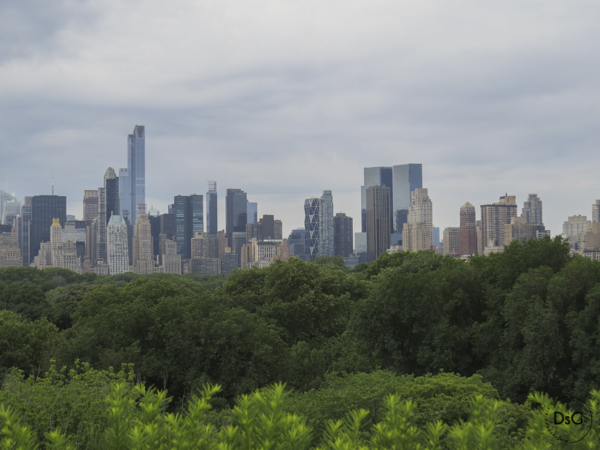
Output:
[{"xmin": 2, "ymin": 0, "xmax": 600, "ymax": 238}]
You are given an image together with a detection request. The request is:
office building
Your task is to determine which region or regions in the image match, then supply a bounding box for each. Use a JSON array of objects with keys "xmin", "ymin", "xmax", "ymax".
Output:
[
  {"xmin": 443, "ymin": 227, "xmax": 461, "ymax": 256},
  {"xmin": 563, "ymin": 215, "xmax": 589, "ymax": 241},
  {"xmin": 0, "ymin": 190, "xmax": 17, "ymax": 225},
  {"xmin": 104, "ymin": 167, "xmax": 120, "ymax": 224},
  {"xmin": 303, "ymin": 190, "xmax": 334, "ymax": 259},
  {"xmin": 128, "ymin": 125, "xmax": 146, "ymax": 227},
  {"xmin": 191, "ymin": 232, "xmax": 221, "ymax": 259},
  {"xmin": 0, "ymin": 228, "xmax": 21, "ymax": 267},
  {"xmin": 247, "ymin": 202, "xmax": 258, "ymax": 225},
  {"xmin": 107, "ymin": 214, "xmax": 129, "ymax": 275},
  {"xmin": 83, "ymin": 190, "xmax": 99, "ymax": 223},
  {"xmin": 522, "ymin": 194, "xmax": 543, "ymax": 226},
  {"xmin": 366, "ymin": 185, "xmax": 391, "ymax": 261},
  {"xmin": 118, "ymin": 168, "xmax": 130, "ymax": 222},
  {"xmin": 30, "ymin": 195, "xmax": 67, "ymax": 265},
  {"xmin": 206, "ymin": 181, "xmax": 218, "ymax": 237},
  {"xmin": 334, "ymin": 213, "xmax": 353, "ymax": 257},
  {"xmin": 504, "ymin": 216, "xmax": 537, "ymax": 246},
  {"xmin": 132, "ymin": 211, "xmax": 154, "ymax": 274},
  {"xmin": 460, "ymin": 202, "xmax": 478, "ymax": 256},
  {"xmin": 403, "ymin": 188, "xmax": 433, "ymax": 252},
  {"xmin": 174, "ymin": 194, "xmax": 203, "ymax": 259},
  {"xmin": 157, "ymin": 237, "xmax": 181, "ymax": 274},
  {"xmin": 320, "ymin": 190, "xmax": 334, "ymax": 256},
  {"xmin": 17, "ymin": 197, "xmax": 32, "ymax": 266},
  {"xmin": 2, "ymin": 200, "xmax": 21, "ymax": 229},
  {"xmin": 33, "ymin": 218, "xmax": 80, "ymax": 273},
  {"xmin": 480, "ymin": 195, "xmax": 517, "ymax": 251},
  {"xmin": 288, "ymin": 229, "xmax": 307, "ymax": 260},
  {"xmin": 361, "ymin": 167, "xmax": 393, "ymax": 232},
  {"xmin": 392, "ymin": 164, "xmax": 422, "ymax": 235},
  {"xmin": 226, "ymin": 189, "xmax": 247, "ymax": 248},
  {"xmin": 593, "ymin": 200, "xmax": 600, "ymax": 223}
]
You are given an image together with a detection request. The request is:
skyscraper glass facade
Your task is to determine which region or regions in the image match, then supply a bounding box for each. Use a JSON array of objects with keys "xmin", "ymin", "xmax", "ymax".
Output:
[
  {"xmin": 226, "ymin": 189, "xmax": 247, "ymax": 247},
  {"xmin": 174, "ymin": 194, "xmax": 204, "ymax": 259},
  {"xmin": 361, "ymin": 167, "xmax": 393, "ymax": 233},
  {"xmin": 206, "ymin": 181, "xmax": 217, "ymax": 237},
  {"xmin": 304, "ymin": 198, "xmax": 319, "ymax": 259},
  {"xmin": 128, "ymin": 125, "xmax": 145, "ymax": 227},
  {"xmin": 392, "ymin": 164, "xmax": 422, "ymax": 234}
]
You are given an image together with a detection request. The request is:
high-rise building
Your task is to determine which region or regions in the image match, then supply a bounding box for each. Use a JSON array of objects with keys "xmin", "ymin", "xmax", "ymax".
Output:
[
  {"xmin": 32, "ymin": 218, "xmax": 80, "ymax": 273},
  {"xmin": 132, "ymin": 211, "xmax": 154, "ymax": 274},
  {"xmin": 0, "ymin": 190, "xmax": 17, "ymax": 226},
  {"xmin": 504, "ymin": 216, "xmax": 537, "ymax": 246},
  {"xmin": 443, "ymin": 227, "xmax": 461, "ymax": 256},
  {"xmin": 392, "ymin": 164, "xmax": 422, "ymax": 235},
  {"xmin": 96, "ymin": 187, "xmax": 107, "ymax": 263},
  {"xmin": 334, "ymin": 213, "xmax": 353, "ymax": 257},
  {"xmin": 593, "ymin": 200, "xmax": 600, "ymax": 223},
  {"xmin": 83, "ymin": 190, "xmax": 99, "ymax": 223},
  {"xmin": 174, "ymin": 194, "xmax": 204, "ymax": 259},
  {"xmin": 288, "ymin": 228, "xmax": 307, "ymax": 260},
  {"xmin": 480, "ymin": 195, "xmax": 517, "ymax": 250},
  {"xmin": 17, "ymin": 197, "xmax": 32, "ymax": 266},
  {"xmin": 247, "ymin": 202, "xmax": 258, "ymax": 225},
  {"xmin": 2, "ymin": 200, "xmax": 21, "ymax": 229},
  {"xmin": 30, "ymin": 195, "xmax": 67, "ymax": 265},
  {"xmin": 0, "ymin": 228, "xmax": 21, "ymax": 267},
  {"xmin": 118, "ymin": 169, "xmax": 130, "ymax": 223},
  {"xmin": 127, "ymin": 125, "xmax": 145, "ymax": 227},
  {"xmin": 459, "ymin": 202, "xmax": 477, "ymax": 256},
  {"xmin": 402, "ymin": 188, "xmax": 433, "ymax": 252},
  {"xmin": 148, "ymin": 210, "xmax": 161, "ymax": 258},
  {"xmin": 522, "ymin": 194, "xmax": 543, "ymax": 226},
  {"xmin": 320, "ymin": 190, "xmax": 334, "ymax": 256},
  {"xmin": 563, "ymin": 215, "xmax": 589, "ymax": 240},
  {"xmin": 366, "ymin": 186, "xmax": 391, "ymax": 261},
  {"xmin": 304, "ymin": 190, "xmax": 334, "ymax": 259},
  {"xmin": 206, "ymin": 181, "xmax": 218, "ymax": 237},
  {"xmin": 226, "ymin": 189, "xmax": 247, "ymax": 248},
  {"xmin": 361, "ymin": 167, "xmax": 393, "ymax": 232},
  {"xmin": 107, "ymin": 215, "xmax": 129, "ymax": 275},
  {"xmin": 104, "ymin": 167, "xmax": 120, "ymax": 224}
]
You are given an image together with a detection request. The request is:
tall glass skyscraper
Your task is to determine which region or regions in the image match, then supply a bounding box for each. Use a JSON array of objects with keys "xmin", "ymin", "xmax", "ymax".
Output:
[
  {"xmin": 118, "ymin": 168, "xmax": 130, "ymax": 223},
  {"xmin": 206, "ymin": 181, "xmax": 217, "ymax": 237},
  {"xmin": 226, "ymin": 189, "xmax": 247, "ymax": 247},
  {"xmin": 392, "ymin": 164, "xmax": 422, "ymax": 234},
  {"xmin": 30, "ymin": 195, "xmax": 67, "ymax": 264},
  {"xmin": 174, "ymin": 194, "xmax": 203, "ymax": 259},
  {"xmin": 304, "ymin": 190, "xmax": 334, "ymax": 259},
  {"xmin": 361, "ymin": 167, "xmax": 393, "ymax": 233},
  {"xmin": 304, "ymin": 198, "xmax": 320, "ymax": 259},
  {"xmin": 104, "ymin": 167, "xmax": 120, "ymax": 224},
  {"xmin": 127, "ymin": 125, "xmax": 145, "ymax": 227}
]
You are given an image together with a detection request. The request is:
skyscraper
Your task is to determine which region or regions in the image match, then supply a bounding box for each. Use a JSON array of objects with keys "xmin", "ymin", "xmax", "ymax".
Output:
[
  {"xmin": 392, "ymin": 164, "xmax": 422, "ymax": 235},
  {"xmin": 480, "ymin": 195, "xmax": 517, "ymax": 250},
  {"xmin": 174, "ymin": 194, "xmax": 204, "ymax": 259},
  {"xmin": 104, "ymin": 167, "xmax": 120, "ymax": 224},
  {"xmin": 127, "ymin": 125, "xmax": 145, "ymax": 227},
  {"xmin": 247, "ymin": 202, "xmax": 258, "ymax": 225},
  {"xmin": 366, "ymin": 185, "xmax": 391, "ymax": 261},
  {"xmin": 443, "ymin": 227, "xmax": 461, "ymax": 256},
  {"xmin": 226, "ymin": 189, "xmax": 248, "ymax": 248},
  {"xmin": 320, "ymin": 190, "xmax": 334, "ymax": 256},
  {"xmin": 522, "ymin": 194, "xmax": 543, "ymax": 226},
  {"xmin": 132, "ymin": 210, "xmax": 154, "ymax": 275},
  {"xmin": 460, "ymin": 202, "xmax": 477, "ymax": 256},
  {"xmin": 118, "ymin": 168, "xmax": 130, "ymax": 222},
  {"xmin": 83, "ymin": 190, "xmax": 99, "ymax": 223},
  {"xmin": 334, "ymin": 213, "xmax": 353, "ymax": 257},
  {"xmin": 30, "ymin": 195, "xmax": 67, "ymax": 265},
  {"xmin": 17, "ymin": 196, "xmax": 32, "ymax": 266},
  {"xmin": 107, "ymin": 214, "xmax": 129, "ymax": 275},
  {"xmin": 402, "ymin": 188, "xmax": 433, "ymax": 252},
  {"xmin": 96, "ymin": 187, "xmax": 106, "ymax": 263},
  {"xmin": 304, "ymin": 197, "xmax": 320, "ymax": 259},
  {"xmin": 361, "ymin": 167, "xmax": 393, "ymax": 233},
  {"xmin": 206, "ymin": 181, "xmax": 218, "ymax": 237},
  {"xmin": 0, "ymin": 190, "xmax": 17, "ymax": 226}
]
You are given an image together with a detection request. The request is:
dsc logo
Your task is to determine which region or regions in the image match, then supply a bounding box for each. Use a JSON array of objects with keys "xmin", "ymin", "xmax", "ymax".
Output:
[{"xmin": 545, "ymin": 397, "xmax": 592, "ymax": 444}]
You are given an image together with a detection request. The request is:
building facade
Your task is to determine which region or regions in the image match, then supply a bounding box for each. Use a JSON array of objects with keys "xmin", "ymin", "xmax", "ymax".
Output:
[
  {"xmin": 132, "ymin": 211, "xmax": 154, "ymax": 274},
  {"xmin": 443, "ymin": 227, "xmax": 461, "ymax": 256},
  {"xmin": 402, "ymin": 188, "xmax": 433, "ymax": 252},
  {"xmin": 206, "ymin": 181, "xmax": 218, "ymax": 237},
  {"xmin": 392, "ymin": 164, "xmax": 422, "ymax": 235},
  {"xmin": 459, "ymin": 202, "xmax": 477, "ymax": 256},
  {"xmin": 334, "ymin": 213, "xmax": 353, "ymax": 257},
  {"xmin": 226, "ymin": 189, "xmax": 248, "ymax": 248},
  {"xmin": 107, "ymin": 214, "xmax": 129, "ymax": 275},
  {"xmin": 366, "ymin": 185, "xmax": 391, "ymax": 262},
  {"xmin": 480, "ymin": 195, "xmax": 517, "ymax": 251},
  {"xmin": 30, "ymin": 195, "xmax": 67, "ymax": 266},
  {"xmin": 174, "ymin": 194, "xmax": 204, "ymax": 259}
]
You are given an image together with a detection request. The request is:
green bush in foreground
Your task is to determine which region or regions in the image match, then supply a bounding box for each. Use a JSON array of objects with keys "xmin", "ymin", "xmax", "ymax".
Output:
[{"xmin": 2, "ymin": 379, "xmax": 600, "ymax": 449}]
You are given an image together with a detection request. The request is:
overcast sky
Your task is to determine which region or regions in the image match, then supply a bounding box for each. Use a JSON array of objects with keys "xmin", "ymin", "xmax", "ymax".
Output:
[{"xmin": 2, "ymin": 0, "xmax": 600, "ymax": 238}]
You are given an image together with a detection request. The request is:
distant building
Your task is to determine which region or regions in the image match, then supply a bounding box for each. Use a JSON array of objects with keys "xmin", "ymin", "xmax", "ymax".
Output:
[
  {"xmin": 174, "ymin": 194, "xmax": 203, "ymax": 260},
  {"xmin": 107, "ymin": 215, "xmax": 129, "ymax": 275},
  {"xmin": 392, "ymin": 164, "xmax": 422, "ymax": 235},
  {"xmin": 17, "ymin": 197, "xmax": 32, "ymax": 266},
  {"xmin": 226, "ymin": 189, "xmax": 248, "ymax": 249},
  {"xmin": 460, "ymin": 202, "xmax": 477, "ymax": 256},
  {"xmin": 104, "ymin": 167, "xmax": 120, "ymax": 224},
  {"xmin": 443, "ymin": 227, "xmax": 461, "ymax": 256},
  {"xmin": 366, "ymin": 185, "xmax": 391, "ymax": 261},
  {"xmin": 247, "ymin": 202, "xmax": 258, "ymax": 225},
  {"xmin": 504, "ymin": 216, "xmax": 537, "ymax": 246},
  {"xmin": 33, "ymin": 218, "xmax": 80, "ymax": 273},
  {"xmin": 132, "ymin": 211, "xmax": 154, "ymax": 275},
  {"xmin": 480, "ymin": 195, "xmax": 517, "ymax": 252},
  {"xmin": 334, "ymin": 213, "xmax": 353, "ymax": 257},
  {"xmin": 304, "ymin": 190, "xmax": 334, "ymax": 259},
  {"xmin": 361, "ymin": 167, "xmax": 393, "ymax": 233},
  {"xmin": 0, "ymin": 228, "xmax": 21, "ymax": 267},
  {"xmin": 593, "ymin": 200, "xmax": 600, "ymax": 223},
  {"xmin": 206, "ymin": 181, "xmax": 218, "ymax": 237},
  {"xmin": 128, "ymin": 125, "xmax": 146, "ymax": 227},
  {"xmin": 522, "ymin": 194, "xmax": 543, "ymax": 226},
  {"xmin": 403, "ymin": 188, "xmax": 433, "ymax": 252},
  {"xmin": 30, "ymin": 195, "xmax": 67, "ymax": 266},
  {"xmin": 157, "ymin": 237, "xmax": 181, "ymax": 274}
]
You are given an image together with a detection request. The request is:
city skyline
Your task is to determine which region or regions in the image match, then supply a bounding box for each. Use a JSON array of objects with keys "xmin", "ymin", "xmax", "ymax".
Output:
[{"xmin": 2, "ymin": 2, "xmax": 600, "ymax": 239}]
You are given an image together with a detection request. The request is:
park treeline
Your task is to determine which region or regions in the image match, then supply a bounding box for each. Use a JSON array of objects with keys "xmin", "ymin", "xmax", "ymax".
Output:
[{"xmin": 2, "ymin": 236, "xmax": 600, "ymax": 447}]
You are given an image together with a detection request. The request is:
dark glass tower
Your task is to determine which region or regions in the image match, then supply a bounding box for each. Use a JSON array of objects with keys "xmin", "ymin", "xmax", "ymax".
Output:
[
  {"xmin": 30, "ymin": 195, "xmax": 67, "ymax": 264},
  {"xmin": 206, "ymin": 181, "xmax": 218, "ymax": 237},
  {"xmin": 18, "ymin": 196, "xmax": 32, "ymax": 266},
  {"xmin": 174, "ymin": 194, "xmax": 204, "ymax": 259},
  {"xmin": 366, "ymin": 185, "xmax": 391, "ymax": 262},
  {"xmin": 361, "ymin": 167, "xmax": 393, "ymax": 233},
  {"xmin": 334, "ymin": 213, "xmax": 353, "ymax": 257},
  {"xmin": 226, "ymin": 189, "xmax": 247, "ymax": 247},
  {"xmin": 304, "ymin": 198, "xmax": 319, "ymax": 259},
  {"xmin": 104, "ymin": 167, "xmax": 120, "ymax": 224}
]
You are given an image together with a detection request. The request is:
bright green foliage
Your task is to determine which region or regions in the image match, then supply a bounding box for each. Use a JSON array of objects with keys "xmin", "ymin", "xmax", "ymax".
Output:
[
  {"xmin": 5, "ymin": 380, "xmax": 600, "ymax": 449},
  {"xmin": 0, "ymin": 361, "xmax": 134, "ymax": 446}
]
